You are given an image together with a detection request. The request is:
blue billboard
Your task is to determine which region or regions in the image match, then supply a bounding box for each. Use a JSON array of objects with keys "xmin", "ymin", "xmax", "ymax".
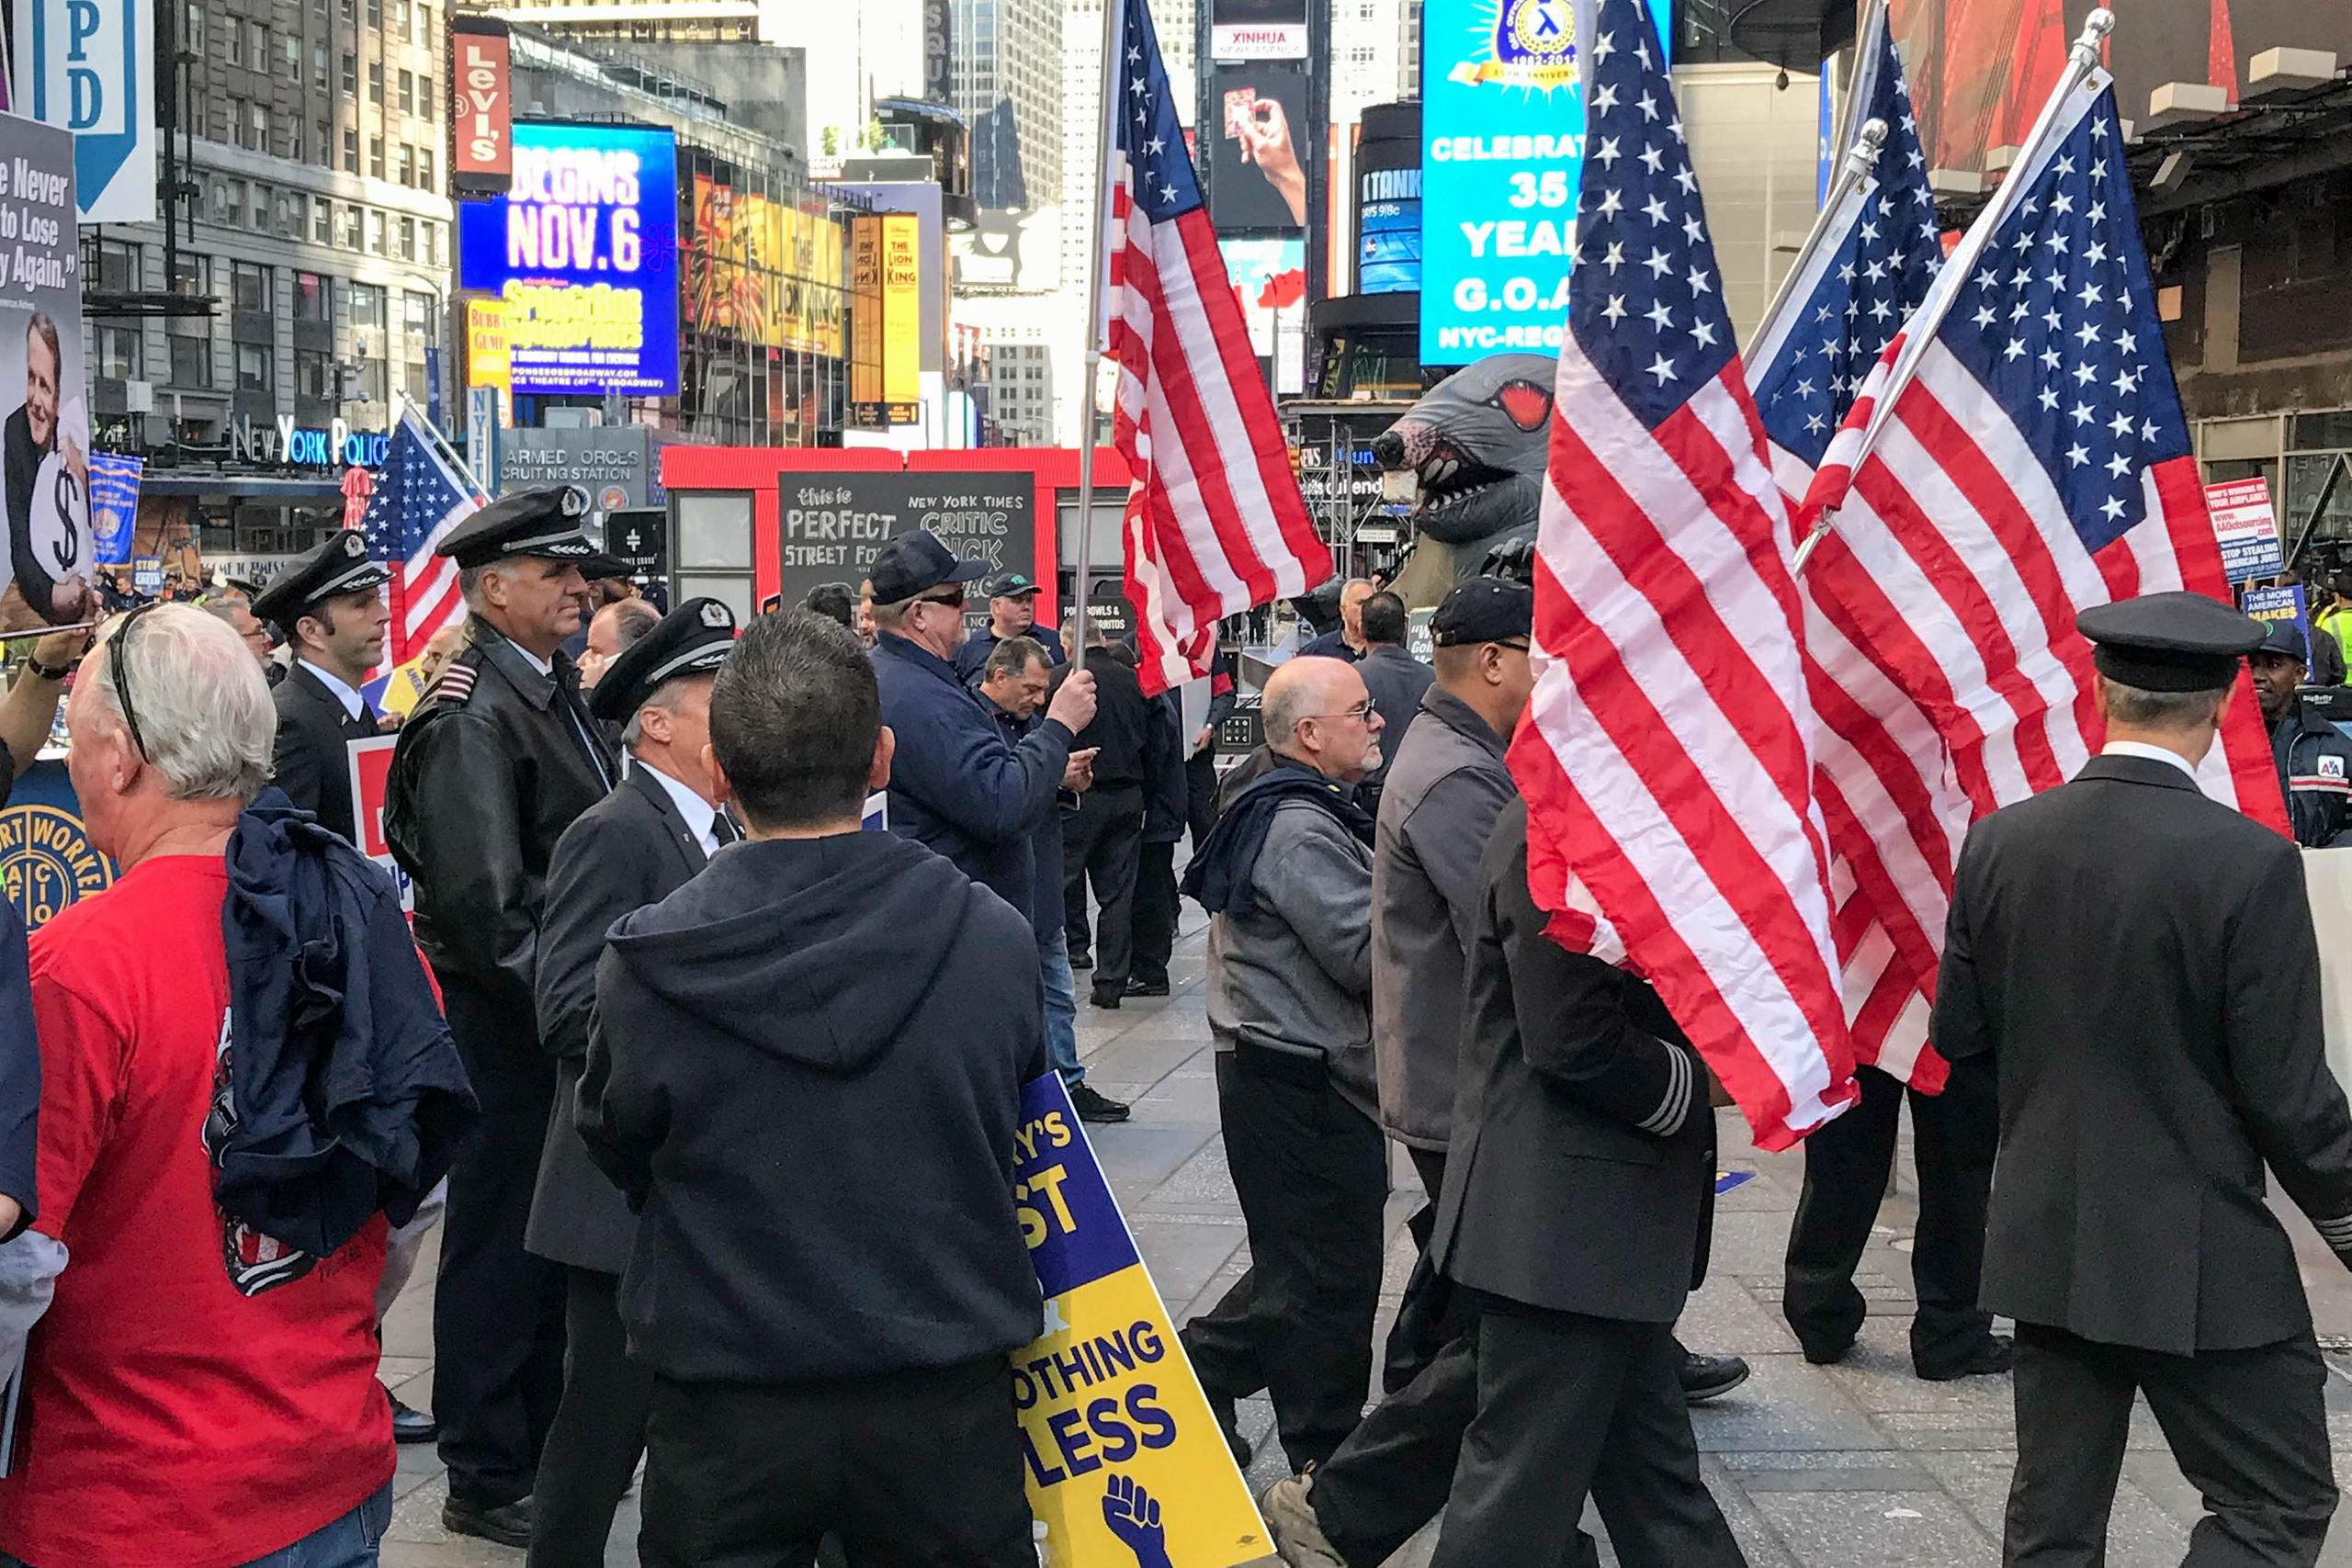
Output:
[
  {"xmin": 1419, "ymin": 0, "xmax": 1671, "ymax": 364},
  {"xmin": 458, "ymin": 121, "xmax": 680, "ymax": 396}
]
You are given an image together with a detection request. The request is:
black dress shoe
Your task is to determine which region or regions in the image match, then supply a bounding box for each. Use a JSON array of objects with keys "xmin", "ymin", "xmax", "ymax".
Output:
[
  {"xmin": 1069, "ymin": 1082, "xmax": 1132, "ymax": 1122},
  {"xmin": 1206, "ymin": 1392, "xmax": 1252, "ymax": 1468},
  {"xmin": 1125, "ymin": 976, "xmax": 1170, "ymax": 997},
  {"xmin": 1089, "ymin": 986, "xmax": 1123, "ymax": 1010},
  {"xmin": 385, "ymin": 1383, "xmax": 437, "ymax": 1444},
  {"xmin": 443, "ymin": 1495, "xmax": 534, "ymax": 1548},
  {"xmin": 1679, "ymin": 1348, "xmax": 1751, "ymax": 1404},
  {"xmin": 1917, "ymin": 1334, "xmax": 2014, "ymax": 1382},
  {"xmin": 1069, "ymin": 951, "xmax": 1094, "ymax": 970}
]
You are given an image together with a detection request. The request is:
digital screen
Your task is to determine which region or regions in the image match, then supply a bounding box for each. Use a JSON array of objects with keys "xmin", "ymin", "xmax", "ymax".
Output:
[
  {"xmin": 457, "ymin": 121, "xmax": 680, "ymax": 396},
  {"xmin": 1419, "ymin": 0, "xmax": 1670, "ymax": 364},
  {"xmin": 1357, "ymin": 164, "xmax": 1420, "ymax": 294}
]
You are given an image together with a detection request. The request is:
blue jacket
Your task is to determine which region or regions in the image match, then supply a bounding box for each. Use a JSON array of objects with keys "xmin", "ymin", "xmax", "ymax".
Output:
[
  {"xmin": 1145, "ymin": 692, "xmax": 1188, "ymax": 844},
  {"xmin": 873, "ymin": 632, "xmax": 1076, "ymax": 917},
  {"xmin": 220, "ymin": 790, "xmax": 479, "ymax": 1258},
  {"xmin": 2271, "ymin": 690, "xmax": 2352, "ymax": 849},
  {"xmin": 952, "ymin": 624, "xmax": 1066, "ymax": 682}
]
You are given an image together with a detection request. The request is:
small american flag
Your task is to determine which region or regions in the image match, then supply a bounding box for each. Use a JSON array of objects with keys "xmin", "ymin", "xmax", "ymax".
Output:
[
  {"xmin": 1748, "ymin": 7, "xmax": 1958, "ymax": 1091},
  {"xmin": 1799, "ymin": 66, "xmax": 2286, "ymax": 838},
  {"xmin": 1510, "ymin": 0, "xmax": 1855, "ymax": 1150},
  {"xmin": 1102, "ymin": 0, "xmax": 1331, "ymax": 695},
  {"xmin": 361, "ymin": 409, "xmax": 481, "ymax": 669}
]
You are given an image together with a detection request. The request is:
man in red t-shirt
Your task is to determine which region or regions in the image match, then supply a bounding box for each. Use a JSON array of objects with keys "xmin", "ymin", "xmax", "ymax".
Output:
[{"xmin": 0, "ymin": 604, "xmax": 395, "ymax": 1568}]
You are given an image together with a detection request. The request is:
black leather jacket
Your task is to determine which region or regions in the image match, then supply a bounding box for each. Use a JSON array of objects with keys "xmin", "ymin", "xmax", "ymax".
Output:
[{"xmin": 384, "ymin": 615, "xmax": 616, "ymax": 1002}]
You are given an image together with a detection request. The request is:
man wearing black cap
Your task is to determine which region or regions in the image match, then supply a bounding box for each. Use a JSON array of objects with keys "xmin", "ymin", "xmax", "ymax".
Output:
[
  {"xmin": 1935, "ymin": 590, "xmax": 2352, "ymax": 1566},
  {"xmin": 383, "ymin": 485, "xmax": 624, "ymax": 1547},
  {"xmin": 868, "ymin": 530, "xmax": 1095, "ymax": 920},
  {"xmin": 952, "ymin": 570, "xmax": 1065, "ymax": 681},
  {"xmin": 252, "ymin": 529, "xmax": 393, "ymax": 844},
  {"xmin": 2250, "ymin": 617, "xmax": 2352, "ymax": 849},
  {"xmin": 526, "ymin": 598, "xmax": 736, "ymax": 1568}
]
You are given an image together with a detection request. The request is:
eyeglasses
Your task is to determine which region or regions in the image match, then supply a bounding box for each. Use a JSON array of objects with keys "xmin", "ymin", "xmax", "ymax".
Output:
[
  {"xmin": 107, "ymin": 602, "xmax": 161, "ymax": 761},
  {"xmin": 1305, "ymin": 699, "xmax": 1378, "ymax": 724},
  {"xmin": 915, "ymin": 588, "xmax": 967, "ymax": 610}
]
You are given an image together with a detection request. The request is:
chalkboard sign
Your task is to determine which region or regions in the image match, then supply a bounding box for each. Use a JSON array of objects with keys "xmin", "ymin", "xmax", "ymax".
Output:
[{"xmin": 775, "ymin": 472, "xmax": 1034, "ymax": 634}]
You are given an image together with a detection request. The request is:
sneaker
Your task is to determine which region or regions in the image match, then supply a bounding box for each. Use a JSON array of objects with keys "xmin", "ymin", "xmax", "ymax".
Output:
[
  {"xmin": 1261, "ymin": 1471, "xmax": 1347, "ymax": 1568},
  {"xmin": 1917, "ymin": 1334, "xmax": 2014, "ymax": 1382},
  {"xmin": 1679, "ymin": 1348, "xmax": 1751, "ymax": 1404},
  {"xmin": 1069, "ymin": 1082, "xmax": 1131, "ymax": 1123},
  {"xmin": 386, "ymin": 1383, "xmax": 437, "ymax": 1444},
  {"xmin": 442, "ymin": 1495, "xmax": 533, "ymax": 1548}
]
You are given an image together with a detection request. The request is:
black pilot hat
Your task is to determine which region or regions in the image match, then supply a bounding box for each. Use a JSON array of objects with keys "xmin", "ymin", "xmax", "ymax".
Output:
[
  {"xmin": 1430, "ymin": 576, "xmax": 1534, "ymax": 648},
  {"xmin": 251, "ymin": 528, "xmax": 391, "ymax": 631},
  {"xmin": 867, "ymin": 529, "xmax": 990, "ymax": 604},
  {"xmin": 588, "ymin": 596, "xmax": 738, "ymax": 725},
  {"xmin": 2075, "ymin": 590, "xmax": 2267, "ymax": 694},
  {"xmin": 436, "ymin": 485, "xmax": 628, "ymax": 576}
]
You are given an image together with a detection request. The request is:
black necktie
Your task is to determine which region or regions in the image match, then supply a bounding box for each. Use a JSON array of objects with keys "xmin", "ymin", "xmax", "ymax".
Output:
[
  {"xmin": 712, "ymin": 810, "xmax": 741, "ymax": 847},
  {"xmin": 554, "ymin": 666, "xmax": 615, "ymax": 790}
]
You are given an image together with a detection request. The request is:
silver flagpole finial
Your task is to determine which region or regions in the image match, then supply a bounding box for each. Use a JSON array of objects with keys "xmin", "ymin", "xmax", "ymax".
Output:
[
  {"xmin": 2071, "ymin": 8, "xmax": 2114, "ymax": 68},
  {"xmin": 1841, "ymin": 119, "xmax": 1889, "ymax": 192}
]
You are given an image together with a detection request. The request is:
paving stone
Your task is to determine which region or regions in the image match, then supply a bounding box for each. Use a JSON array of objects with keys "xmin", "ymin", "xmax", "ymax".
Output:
[
  {"xmin": 1747, "ymin": 1489, "xmax": 1994, "ymax": 1566},
  {"xmin": 1690, "ymin": 1354, "xmax": 1883, "ymax": 1452}
]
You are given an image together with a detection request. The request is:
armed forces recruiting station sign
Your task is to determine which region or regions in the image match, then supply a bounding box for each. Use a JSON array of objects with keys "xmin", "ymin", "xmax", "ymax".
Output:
[{"xmin": 1012, "ymin": 1075, "xmax": 1267, "ymax": 1568}]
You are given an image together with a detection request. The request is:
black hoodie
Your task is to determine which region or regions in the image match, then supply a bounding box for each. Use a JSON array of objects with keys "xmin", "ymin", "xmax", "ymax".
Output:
[{"xmin": 578, "ymin": 829, "xmax": 1048, "ymax": 1382}]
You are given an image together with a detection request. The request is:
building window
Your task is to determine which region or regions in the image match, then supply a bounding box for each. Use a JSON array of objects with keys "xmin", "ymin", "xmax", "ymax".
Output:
[
  {"xmin": 398, "ymin": 69, "xmax": 413, "ymax": 116},
  {"xmin": 366, "ymin": 0, "xmax": 380, "ymax": 27},
  {"xmin": 250, "ymin": 183, "xmax": 271, "ymax": 231},
  {"xmin": 396, "ymin": 0, "xmax": 411, "ymax": 39},
  {"xmin": 349, "ymin": 282, "xmax": 386, "ymax": 330},
  {"xmin": 395, "ymin": 217, "xmax": 413, "ymax": 260},
  {"xmin": 341, "ymin": 0, "xmax": 354, "ymax": 20},
  {"xmin": 369, "ymin": 137, "xmax": 384, "ymax": 179},
  {"xmin": 397, "ymin": 143, "xmax": 413, "ymax": 186},
  {"xmin": 297, "ymin": 347, "xmax": 333, "ymax": 400},
  {"xmin": 249, "ymin": 102, "xmax": 268, "ymax": 151},
  {"xmin": 284, "ymin": 118, "xmax": 302, "ymax": 162},
  {"xmin": 356, "ymin": 356, "xmax": 388, "ymax": 404},
  {"xmin": 425, "ymin": 221, "xmax": 443, "ymax": 267},
  {"xmin": 316, "ymin": 120, "xmax": 331, "ymax": 167},
  {"xmin": 227, "ymin": 18, "xmax": 243, "ymax": 63},
  {"xmin": 312, "ymin": 198, "xmax": 332, "ymax": 243},
  {"xmin": 342, "ymin": 52, "xmax": 356, "ymax": 95},
  {"xmin": 169, "ymin": 256, "xmax": 213, "ymax": 389},
  {"xmin": 247, "ymin": 21, "xmax": 267, "ymax": 67},
  {"xmin": 96, "ymin": 324, "xmax": 141, "ymax": 380},
  {"xmin": 232, "ymin": 261, "xmax": 270, "ymax": 312},
  {"xmin": 282, "ymin": 34, "xmax": 298, "ymax": 75},
  {"xmin": 343, "ymin": 129, "xmax": 359, "ymax": 172},
  {"xmin": 183, "ymin": 1, "xmax": 201, "ymax": 55},
  {"xmin": 419, "ymin": 74, "xmax": 435, "ymax": 123},
  {"xmin": 420, "ymin": 5, "xmax": 433, "ymax": 44},
  {"xmin": 209, "ymin": 177, "xmax": 243, "ymax": 226},
  {"xmin": 96, "ymin": 238, "xmax": 140, "ymax": 294},
  {"xmin": 295, "ymin": 271, "xmax": 329, "ymax": 321},
  {"xmin": 313, "ymin": 44, "xmax": 327, "ymax": 90},
  {"xmin": 368, "ymin": 62, "xmax": 382, "ymax": 104},
  {"xmin": 235, "ymin": 343, "xmax": 271, "ymax": 392},
  {"xmin": 368, "ymin": 210, "xmax": 387, "ymax": 255},
  {"xmin": 342, "ymin": 205, "xmax": 363, "ymax": 249},
  {"xmin": 417, "ymin": 148, "xmax": 434, "ymax": 193}
]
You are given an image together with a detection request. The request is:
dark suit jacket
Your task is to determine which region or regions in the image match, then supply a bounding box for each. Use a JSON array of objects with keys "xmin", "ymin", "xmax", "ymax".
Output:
[
  {"xmin": 271, "ymin": 664, "xmax": 379, "ymax": 844},
  {"xmin": 1430, "ymin": 798, "xmax": 1715, "ymax": 1323},
  {"xmin": 1933, "ymin": 752, "xmax": 2352, "ymax": 1355},
  {"xmin": 527, "ymin": 762, "xmax": 714, "ymax": 1275}
]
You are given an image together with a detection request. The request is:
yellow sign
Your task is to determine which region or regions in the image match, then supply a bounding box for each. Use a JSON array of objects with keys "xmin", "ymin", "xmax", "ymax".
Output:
[
  {"xmin": 0, "ymin": 788, "xmax": 115, "ymax": 931},
  {"xmin": 465, "ymin": 299, "xmax": 510, "ymax": 390},
  {"xmin": 850, "ymin": 216, "xmax": 885, "ymax": 407},
  {"xmin": 881, "ymin": 213, "xmax": 921, "ymax": 406},
  {"xmin": 1012, "ymin": 1077, "xmax": 1267, "ymax": 1567}
]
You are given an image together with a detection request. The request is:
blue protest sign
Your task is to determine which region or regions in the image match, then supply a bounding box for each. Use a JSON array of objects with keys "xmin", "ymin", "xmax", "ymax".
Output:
[
  {"xmin": 2244, "ymin": 583, "xmax": 2315, "ymax": 679},
  {"xmin": 86, "ymin": 450, "xmax": 140, "ymax": 568}
]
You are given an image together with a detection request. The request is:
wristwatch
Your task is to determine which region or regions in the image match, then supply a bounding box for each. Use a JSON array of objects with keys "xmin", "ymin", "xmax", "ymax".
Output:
[{"xmin": 23, "ymin": 653, "xmax": 72, "ymax": 682}]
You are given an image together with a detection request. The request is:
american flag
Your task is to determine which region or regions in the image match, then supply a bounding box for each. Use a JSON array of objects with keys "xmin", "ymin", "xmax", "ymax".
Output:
[
  {"xmin": 1799, "ymin": 66, "xmax": 2287, "ymax": 841},
  {"xmin": 1102, "ymin": 0, "xmax": 1331, "ymax": 695},
  {"xmin": 361, "ymin": 409, "xmax": 481, "ymax": 669},
  {"xmin": 1510, "ymin": 0, "xmax": 1856, "ymax": 1151},
  {"xmin": 1747, "ymin": 7, "xmax": 1960, "ymax": 1091}
]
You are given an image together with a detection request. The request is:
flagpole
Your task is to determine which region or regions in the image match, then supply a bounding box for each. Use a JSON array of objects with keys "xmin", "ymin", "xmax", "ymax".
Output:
[
  {"xmin": 1792, "ymin": 5, "xmax": 2115, "ymax": 578},
  {"xmin": 1068, "ymin": 0, "xmax": 1124, "ymax": 674}
]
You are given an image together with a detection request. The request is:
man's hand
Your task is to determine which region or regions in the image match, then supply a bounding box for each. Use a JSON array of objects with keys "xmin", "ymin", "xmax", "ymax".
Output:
[
  {"xmin": 375, "ymin": 709, "xmax": 404, "ymax": 732},
  {"xmin": 1063, "ymin": 747, "xmax": 1098, "ymax": 793},
  {"xmin": 1102, "ymin": 1474, "xmax": 1174, "ymax": 1568},
  {"xmin": 1047, "ymin": 668, "xmax": 1098, "ymax": 734},
  {"xmin": 28, "ymin": 623, "xmax": 87, "ymax": 677},
  {"xmin": 1193, "ymin": 725, "xmax": 1213, "ymax": 754}
]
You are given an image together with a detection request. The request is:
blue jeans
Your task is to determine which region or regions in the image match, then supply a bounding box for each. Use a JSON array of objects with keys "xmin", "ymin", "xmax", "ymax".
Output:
[
  {"xmin": 3, "ymin": 1482, "xmax": 394, "ymax": 1568},
  {"xmin": 1039, "ymin": 929, "xmax": 1084, "ymax": 1084}
]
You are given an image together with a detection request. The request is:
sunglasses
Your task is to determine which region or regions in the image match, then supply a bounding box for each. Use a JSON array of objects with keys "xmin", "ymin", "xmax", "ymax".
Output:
[
  {"xmin": 915, "ymin": 588, "xmax": 967, "ymax": 610},
  {"xmin": 107, "ymin": 602, "xmax": 162, "ymax": 762}
]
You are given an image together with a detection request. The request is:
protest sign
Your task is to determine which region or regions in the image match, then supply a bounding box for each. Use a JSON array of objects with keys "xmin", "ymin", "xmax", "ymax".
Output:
[
  {"xmin": 2207, "ymin": 478, "xmax": 2284, "ymax": 585},
  {"xmin": 86, "ymin": 450, "xmax": 138, "ymax": 567},
  {"xmin": 2243, "ymin": 584, "xmax": 2316, "ymax": 679},
  {"xmin": 345, "ymin": 735, "xmax": 412, "ymax": 910},
  {"xmin": 1012, "ymin": 1073, "xmax": 1268, "ymax": 1568},
  {"xmin": 0, "ymin": 114, "xmax": 91, "ymax": 626}
]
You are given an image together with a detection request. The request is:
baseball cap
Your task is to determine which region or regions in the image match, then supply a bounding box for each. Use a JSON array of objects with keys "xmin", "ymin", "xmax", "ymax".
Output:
[
  {"xmin": 1430, "ymin": 577, "xmax": 1534, "ymax": 648},
  {"xmin": 868, "ymin": 530, "xmax": 990, "ymax": 604}
]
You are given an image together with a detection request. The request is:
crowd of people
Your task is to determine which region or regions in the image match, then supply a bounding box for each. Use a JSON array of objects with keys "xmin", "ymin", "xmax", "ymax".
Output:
[{"xmin": 0, "ymin": 487, "xmax": 2343, "ymax": 1568}]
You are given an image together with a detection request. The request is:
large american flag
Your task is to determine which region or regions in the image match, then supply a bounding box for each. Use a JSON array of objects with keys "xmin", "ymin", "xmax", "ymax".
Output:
[
  {"xmin": 1510, "ymin": 0, "xmax": 1856, "ymax": 1151},
  {"xmin": 1102, "ymin": 0, "xmax": 1331, "ymax": 695},
  {"xmin": 1799, "ymin": 68, "xmax": 2287, "ymax": 840},
  {"xmin": 1747, "ymin": 7, "xmax": 1960, "ymax": 1091},
  {"xmin": 361, "ymin": 409, "xmax": 481, "ymax": 668}
]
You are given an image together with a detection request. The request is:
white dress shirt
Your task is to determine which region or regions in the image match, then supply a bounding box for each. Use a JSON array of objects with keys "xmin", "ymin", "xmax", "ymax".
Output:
[
  {"xmin": 2098, "ymin": 740, "xmax": 2199, "ymax": 782},
  {"xmin": 638, "ymin": 760, "xmax": 722, "ymax": 858},
  {"xmin": 298, "ymin": 660, "xmax": 368, "ymax": 722}
]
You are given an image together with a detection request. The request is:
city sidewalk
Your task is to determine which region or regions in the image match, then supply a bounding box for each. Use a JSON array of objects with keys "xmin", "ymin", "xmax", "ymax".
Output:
[{"xmin": 379, "ymin": 908, "xmax": 2352, "ymax": 1567}]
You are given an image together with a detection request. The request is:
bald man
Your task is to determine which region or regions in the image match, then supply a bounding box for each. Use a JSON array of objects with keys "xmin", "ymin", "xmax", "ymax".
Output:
[
  {"xmin": 1179, "ymin": 656, "xmax": 1389, "ymax": 1472},
  {"xmin": 1301, "ymin": 580, "xmax": 1375, "ymax": 662}
]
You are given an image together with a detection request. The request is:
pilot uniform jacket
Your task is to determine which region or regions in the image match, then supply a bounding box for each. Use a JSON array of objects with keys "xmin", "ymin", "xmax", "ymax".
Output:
[
  {"xmin": 528, "ymin": 762, "xmax": 717, "ymax": 1275},
  {"xmin": 1431, "ymin": 799, "xmax": 1714, "ymax": 1324},
  {"xmin": 271, "ymin": 664, "xmax": 379, "ymax": 844},
  {"xmin": 1931, "ymin": 752, "xmax": 2352, "ymax": 1356},
  {"xmin": 384, "ymin": 615, "xmax": 617, "ymax": 1006}
]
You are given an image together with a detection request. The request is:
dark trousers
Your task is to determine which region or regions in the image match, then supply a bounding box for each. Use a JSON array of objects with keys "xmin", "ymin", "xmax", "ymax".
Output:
[
  {"xmin": 527, "ymin": 1269, "xmax": 654, "ymax": 1568},
  {"xmin": 1383, "ymin": 1147, "xmax": 1463, "ymax": 1393},
  {"xmin": 638, "ymin": 1356, "xmax": 1035, "ymax": 1568},
  {"xmin": 1182, "ymin": 1047, "xmax": 1387, "ymax": 1472},
  {"xmin": 1131, "ymin": 839, "xmax": 1180, "ymax": 987},
  {"xmin": 435, "ymin": 976, "xmax": 568, "ymax": 1507},
  {"xmin": 1063, "ymin": 784, "xmax": 1145, "ymax": 987},
  {"xmin": 2007, "ymin": 1323, "xmax": 2336, "ymax": 1568},
  {"xmin": 1430, "ymin": 1305, "xmax": 1747, "ymax": 1568},
  {"xmin": 1184, "ymin": 750, "xmax": 1220, "ymax": 846},
  {"xmin": 1782, "ymin": 1055, "xmax": 1998, "ymax": 1375}
]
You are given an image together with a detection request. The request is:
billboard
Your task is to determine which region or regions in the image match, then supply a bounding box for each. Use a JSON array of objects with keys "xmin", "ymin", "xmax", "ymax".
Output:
[
  {"xmin": 1419, "ymin": 0, "xmax": 1671, "ymax": 364},
  {"xmin": 0, "ymin": 117, "xmax": 89, "ymax": 629},
  {"xmin": 1211, "ymin": 0, "xmax": 1308, "ymax": 60},
  {"xmin": 775, "ymin": 470, "xmax": 1033, "ymax": 623},
  {"xmin": 15, "ymin": 0, "xmax": 153, "ymax": 221},
  {"xmin": 1217, "ymin": 238, "xmax": 1305, "ymax": 359},
  {"xmin": 1208, "ymin": 67, "xmax": 1311, "ymax": 230},
  {"xmin": 456, "ymin": 122, "xmax": 680, "ymax": 396},
  {"xmin": 449, "ymin": 18, "xmax": 513, "ymax": 197},
  {"xmin": 881, "ymin": 215, "xmax": 921, "ymax": 405}
]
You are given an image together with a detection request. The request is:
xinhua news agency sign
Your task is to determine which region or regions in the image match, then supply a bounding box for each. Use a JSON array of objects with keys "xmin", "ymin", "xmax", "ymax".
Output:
[{"xmin": 15, "ymin": 0, "xmax": 156, "ymax": 221}]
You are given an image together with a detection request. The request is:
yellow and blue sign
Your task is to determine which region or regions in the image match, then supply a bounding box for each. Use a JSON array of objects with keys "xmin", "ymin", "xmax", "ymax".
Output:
[
  {"xmin": 1012, "ymin": 1075, "xmax": 1267, "ymax": 1568},
  {"xmin": 457, "ymin": 122, "xmax": 680, "ymax": 397},
  {"xmin": 1419, "ymin": 0, "xmax": 1669, "ymax": 364},
  {"xmin": 0, "ymin": 760, "xmax": 113, "ymax": 930}
]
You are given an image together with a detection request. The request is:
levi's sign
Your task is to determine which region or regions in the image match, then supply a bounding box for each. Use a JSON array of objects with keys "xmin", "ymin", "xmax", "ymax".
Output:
[{"xmin": 450, "ymin": 21, "xmax": 513, "ymax": 194}]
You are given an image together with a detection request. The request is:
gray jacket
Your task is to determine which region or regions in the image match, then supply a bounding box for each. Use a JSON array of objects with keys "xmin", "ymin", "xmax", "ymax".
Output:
[
  {"xmin": 1373, "ymin": 686, "xmax": 1517, "ymax": 1149},
  {"xmin": 1205, "ymin": 795, "xmax": 1378, "ymax": 1121}
]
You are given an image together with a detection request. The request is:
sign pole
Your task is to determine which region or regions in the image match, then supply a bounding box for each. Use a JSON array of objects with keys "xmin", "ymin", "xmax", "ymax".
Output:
[{"xmin": 1069, "ymin": 0, "xmax": 1125, "ymax": 675}]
